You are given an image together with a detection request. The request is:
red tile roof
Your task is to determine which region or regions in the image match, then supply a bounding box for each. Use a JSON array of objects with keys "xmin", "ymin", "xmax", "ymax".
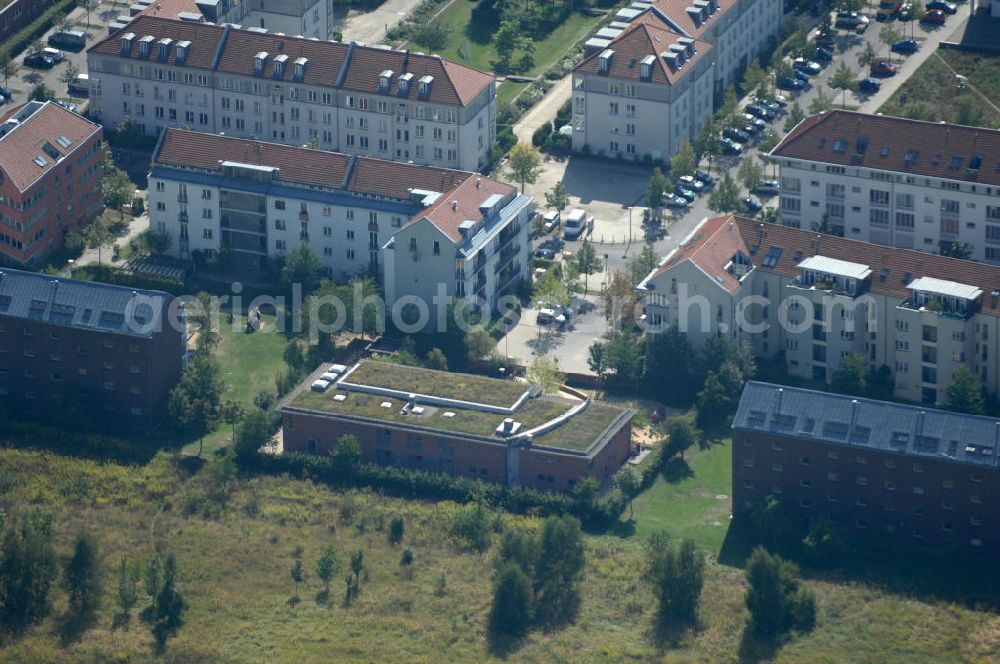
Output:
[
  {"xmin": 88, "ymin": 15, "xmax": 493, "ymax": 107},
  {"xmin": 0, "ymin": 102, "xmax": 102, "ymax": 193},
  {"xmin": 416, "ymin": 175, "xmax": 516, "ymax": 244},
  {"xmin": 574, "ymin": 18, "xmax": 712, "ymax": 85},
  {"xmin": 771, "ymin": 110, "xmax": 1000, "ymax": 187},
  {"xmin": 651, "ymin": 216, "xmax": 750, "ymax": 292},
  {"xmin": 344, "ymin": 158, "xmax": 468, "ymax": 200},
  {"xmin": 650, "ymin": 215, "xmax": 1000, "ymax": 316},
  {"xmin": 648, "ymin": 0, "xmax": 735, "ymax": 40}
]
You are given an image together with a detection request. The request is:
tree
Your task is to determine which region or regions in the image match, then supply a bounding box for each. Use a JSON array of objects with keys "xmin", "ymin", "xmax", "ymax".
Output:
[
  {"xmin": 0, "ymin": 55, "xmax": 18, "ymax": 87},
  {"xmin": 350, "ymin": 550, "xmax": 364, "ymax": 586},
  {"xmin": 670, "ymin": 139, "xmax": 697, "ymax": 178},
  {"xmin": 939, "ymin": 240, "xmax": 973, "ymax": 260},
  {"xmin": 150, "ymin": 553, "xmax": 185, "ymax": 652},
  {"xmin": 878, "ymin": 24, "xmax": 902, "ymax": 60},
  {"xmin": 389, "ymin": 515, "xmax": 405, "ymax": 546},
  {"xmin": 332, "ymin": 434, "xmax": 363, "ymax": 471},
  {"xmin": 574, "ymin": 239, "xmax": 602, "ymax": 293},
  {"xmin": 532, "ymin": 268, "xmax": 570, "ymax": 310},
  {"xmin": 425, "ymin": 347, "xmax": 449, "ymax": 371},
  {"xmin": 412, "ymin": 21, "xmax": 450, "ymax": 52},
  {"xmin": 629, "ymin": 243, "xmax": 660, "ymax": 286},
  {"xmin": 663, "ymin": 412, "xmax": 701, "ymax": 460},
  {"xmin": 315, "ymin": 545, "xmax": 340, "ymax": 595},
  {"xmin": 464, "ymin": 327, "xmax": 495, "ymax": 362},
  {"xmin": 708, "ymin": 173, "xmax": 742, "ymax": 213},
  {"xmin": 220, "ymin": 400, "xmax": 244, "ymax": 446},
  {"xmin": 235, "ymin": 409, "xmax": 275, "ymax": 462},
  {"xmin": 596, "ymin": 330, "xmax": 645, "ymax": 391},
  {"xmin": 829, "ymin": 62, "xmax": 857, "ymax": 109},
  {"xmin": 144, "ymin": 555, "xmax": 161, "ymax": 599},
  {"xmin": 694, "ymin": 119, "xmax": 721, "ymax": 174},
  {"xmin": 290, "ymin": 558, "xmax": 305, "ymax": 597},
  {"xmin": 29, "ymin": 82, "xmax": 56, "ymax": 102},
  {"xmin": 280, "ymin": 243, "xmax": 324, "ymax": 295},
  {"xmin": 783, "ymin": 103, "xmax": 806, "ymax": 133},
  {"xmin": 102, "ymin": 160, "xmax": 134, "ymax": 222},
  {"xmin": 857, "ymin": 42, "xmax": 878, "ymax": 74},
  {"xmin": 646, "ymin": 167, "xmax": 671, "ymax": 220},
  {"xmin": 63, "ymin": 532, "xmax": 102, "ymax": 617},
  {"xmin": 831, "ymin": 352, "xmax": 867, "ymax": 396},
  {"xmin": 945, "ymin": 365, "xmax": 985, "ymax": 415},
  {"xmin": 615, "ymin": 467, "xmax": 640, "ymax": 519},
  {"xmin": 533, "ymin": 515, "xmax": 585, "ymax": 627},
  {"xmin": 59, "ymin": 62, "xmax": 80, "ymax": 87},
  {"xmin": 0, "ymin": 516, "xmax": 58, "ymax": 631},
  {"xmin": 525, "ymin": 355, "xmax": 564, "ymax": 394},
  {"xmin": 721, "ymin": 85, "xmax": 741, "ymax": 128},
  {"xmin": 645, "ymin": 328, "xmax": 698, "ymax": 405},
  {"xmin": 651, "ymin": 538, "xmax": 704, "ymax": 639},
  {"xmin": 507, "ymin": 143, "xmax": 542, "ymax": 193},
  {"xmin": 168, "ymin": 353, "xmax": 225, "ymax": 457},
  {"xmin": 808, "ymin": 85, "xmax": 834, "ymax": 115},
  {"xmin": 489, "ymin": 562, "xmax": 534, "ymax": 638},
  {"xmin": 115, "ymin": 556, "xmax": 139, "ymax": 620},
  {"xmin": 744, "ymin": 546, "xmax": 816, "ymax": 643},
  {"xmin": 82, "ymin": 214, "xmax": 116, "ymax": 265},
  {"xmin": 738, "ymin": 157, "xmax": 763, "ymax": 192},
  {"xmin": 741, "ymin": 58, "xmax": 767, "ymax": 98},
  {"xmin": 544, "ymin": 181, "xmax": 569, "ymax": 213}
]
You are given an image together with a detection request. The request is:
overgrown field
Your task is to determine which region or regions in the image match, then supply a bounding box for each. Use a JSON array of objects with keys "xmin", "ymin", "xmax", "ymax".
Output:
[{"xmin": 1, "ymin": 445, "xmax": 998, "ymax": 663}]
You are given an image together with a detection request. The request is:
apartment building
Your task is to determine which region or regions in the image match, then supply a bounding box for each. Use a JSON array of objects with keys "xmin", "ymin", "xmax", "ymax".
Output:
[
  {"xmin": 281, "ymin": 360, "xmax": 634, "ymax": 493},
  {"xmin": 771, "ymin": 111, "xmax": 1000, "ymax": 262},
  {"xmin": 571, "ymin": 13, "xmax": 714, "ymax": 161},
  {"xmin": 733, "ymin": 381, "xmax": 1000, "ymax": 556},
  {"xmin": 638, "ymin": 214, "xmax": 1000, "ymax": 406},
  {"xmin": 87, "ymin": 15, "xmax": 496, "ymax": 171},
  {"xmin": 0, "ymin": 268, "xmax": 184, "ymax": 429},
  {"xmin": 137, "ymin": 0, "xmax": 332, "ymax": 40},
  {"xmin": 149, "ymin": 129, "xmax": 531, "ymax": 315},
  {"xmin": 0, "ymin": 101, "xmax": 104, "ymax": 267}
]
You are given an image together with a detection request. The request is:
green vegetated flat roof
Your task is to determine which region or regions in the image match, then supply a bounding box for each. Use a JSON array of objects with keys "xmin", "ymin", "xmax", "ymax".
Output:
[
  {"xmin": 289, "ymin": 387, "xmax": 629, "ymax": 453},
  {"xmin": 343, "ymin": 360, "xmax": 528, "ymax": 407}
]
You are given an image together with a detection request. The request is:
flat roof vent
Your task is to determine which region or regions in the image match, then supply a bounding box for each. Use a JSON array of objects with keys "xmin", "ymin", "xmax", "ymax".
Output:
[
  {"xmin": 333, "ymin": 393, "xmax": 347, "ymax": 402},
  {"xmin": 495, "ymin": 418, "xmax": 522, "ymax": 437},
  {"xmin": 411, "ymin": 406, "xmax": 425, "ymax": 415},
  {"xmin": 442, "ymin": 411, "xmax": 455, "ymax": 418},
  {"xmin": 380, "ymin": 401, "xmax": 393, "ymax": 409}
]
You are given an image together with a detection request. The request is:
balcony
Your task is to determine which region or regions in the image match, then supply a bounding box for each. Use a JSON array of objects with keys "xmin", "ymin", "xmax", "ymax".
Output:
[
  {"xmin": 178, "ymin": 212, "xmax": 188, "ymax": 223},
  {"xmin": 177, "ymin": 193, "xmax": 188, "ymax": 203},
  {"xmin": 299, "ymin": 211, "xmax": 309, "ymax": 221}
]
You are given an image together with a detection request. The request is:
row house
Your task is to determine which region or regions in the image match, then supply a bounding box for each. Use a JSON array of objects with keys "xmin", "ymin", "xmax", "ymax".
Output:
[
  {"xmin": 638, "ymin": 215, "xmax": 1000, "ymax": 407},
  {"xmin": 87, "ymin": 15, "xmax": 496, "ymax": 171},
  {"xmin": 772, "ymin": 110, "xmax": 1000, "ymax": 263}
]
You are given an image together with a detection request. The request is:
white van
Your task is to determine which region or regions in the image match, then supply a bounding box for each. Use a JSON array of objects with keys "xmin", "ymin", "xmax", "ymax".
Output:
[
  {"xmin": 67, "ymin": 73, "xmax": 89, "ymax": 97},
  {"xmin": 563, "ymin": 208, "xmax": 594, "ymax": 240}
]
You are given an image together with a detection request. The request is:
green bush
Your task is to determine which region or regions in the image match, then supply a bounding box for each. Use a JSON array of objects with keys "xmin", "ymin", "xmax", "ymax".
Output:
[{"xmin": 531, "ymin": 121, "xmax": 553, "ymax": 147}]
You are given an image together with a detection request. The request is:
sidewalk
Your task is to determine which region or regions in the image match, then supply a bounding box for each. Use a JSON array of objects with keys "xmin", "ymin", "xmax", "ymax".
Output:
[
  {"xmin": 513, "ymin": 75, "xmax": 573, "ymax": 144},
  {"xmin": 73, "ymin": 212, "xmax": 150, "ymax": 269}
]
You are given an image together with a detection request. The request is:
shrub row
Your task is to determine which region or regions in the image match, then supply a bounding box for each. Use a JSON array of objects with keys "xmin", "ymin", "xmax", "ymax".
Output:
[
  {"xmin": 0, "ymin": 0, "xmax": 78, "ymax": 63},
  {"xmin": 0, "ymin": 418, "xmax": 156, "ymax": 464}
]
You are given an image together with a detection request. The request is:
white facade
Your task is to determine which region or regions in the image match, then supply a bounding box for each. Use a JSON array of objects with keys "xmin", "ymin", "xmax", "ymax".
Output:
[
  {"xmin": 639, "ymin": 216, "xmax": 1000, "ymax": 407},
  {"xmin": 87, "ymin": 19, "xmax": 496, "ymax": 172}
]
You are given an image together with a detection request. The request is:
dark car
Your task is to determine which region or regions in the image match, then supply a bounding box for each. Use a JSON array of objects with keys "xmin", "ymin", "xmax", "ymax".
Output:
[
  {"xmin": 534, "ymin": 248, "xmax": 556, "ymax": 260},
  {"xmin": 792, "ymin": 58, "xmax": 822, "ymax": 75},
  {"xmin": 814, "ymin": 46, "xmax": 835, "ymax": 63},
  {"xmin": 723, "ymin": 127, "xmax": 750, "ymax": 143},
  {"xmin": 754, "ymin": 180, "xmax": 781, "ymax": 196},
  {"xmin": 742, "ymin": 196, "xmax": 764, "ymax": 213},
  {"xmin": 755, "ymin": 98, "xmax": 783, "ymax": 115},
  {"xmin": 721, "ymin": 137, "xmax": 743, "ymax": 155},
  {"xmin": 778, "ymin": 76, "xmax": 806, "ymax": 91},
  {"xmin": 675, "ymin": 175, "xmax": 705, "ymax": 193},
  {"xmin": 24, "ymin": 53, "xmax": 55, "ymax": 69},
  {"xmin": 0, "ymin": 86, "xmax": 11, "ymax": 100},
  {"xmin": 891, "ymin": 39, "xmax": 919, "ymax": 54},
  {"xmin": 858, "ymin": 77, "xmax": 881, "ymax": 93},
  {"xmin": 675, "ymin": 187, "xmax": 697, "ymax": 203},
  {"xmin": 694, "ymin": 169, "xmax": 715, "ymax": 186},
  {"xmin": 793, "ymin": 68, "xmax": 811, "ymax": 83},
  {"xmin": 745, "ymin": 104, "xmax": 774, "ymax": 121},
  {"xmin": 815, "ymin": 31, "xmax": 835, "ymax": 48},
  {"xmin": 921, "ymin": 8, "xmax": 946, "ymax": 23},
  {"xmin": 926, "ymin": 0, "xmax": 957, "ymax": 12},
  {"xmin": 743, "ymin": 114, "xmax": 767, "ymax": 133},
  {"xmin": 664, "ymin": 195, "xmax": 690, "ymax": 209}
]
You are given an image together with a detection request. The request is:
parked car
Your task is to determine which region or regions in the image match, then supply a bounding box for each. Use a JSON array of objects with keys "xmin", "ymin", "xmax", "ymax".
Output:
[
  {"xmin": 534, "ymin": 247, "xmax": 556, "ymax": 260},
  {"xmin": 675, "ymin": 175, "xmax": 705, "ymax": 193},
  {"xmin": 921, "ymin": 9, "xmax": 946, "ymax": 23},
  {"xmin": 47, "ymin": 30, "xmax": 86, "ymax": 51},
  {"xmin": 694, "ymin": 169, "xmax": 715, "ymax": 186},
  {"xmin": 778, "ymin": 76, "xmax": 805, "ymax": 91},
  {"xmin": 753, "ymin": 180, "xmax": 781, "ymax": 196},
  {"xmin": 0, "ymin": 86, "xmax": 11, "ymax": 100},
  {"xmin": 675, "ymin": 187, "xmax": 697, "ymax": 203},
  {"xmin": 721, "ymin": 137, "xmax": 744, "ymax": 155},
  {"xmin": 835, "ymin": 11, "xmax": 869, "ymax": 29},
  {"xmin": 41, "ymin": 47, "xmax": 64, "ymax": 64},
  {"xmin": 24, "ymin": 53, "xmax": 55, "ymax": 69},
  {"xmin": 664, "ymin": 195, "xmax": 690, "ymax": 209},
  {"xmin": 891, "ymin": 39, "xmax": 919, "ymax": 54},
  {"xmin": 792, "ymin": 58, "xmax": 822, "ymax": 75},
  {"xmin": 723, "ymin": 127, "xmax": 750, "ymax": 143},
  {"xmin": 896, "ymin": 0, "xmax": 913, "ymax": 18},
  {"xmin": 541, "ymin": 210, "xmax": 560, "ymax": 233},
  {"xmin": 755, "ymin": 98, "xmax": 784, "ymax": 115},
  {"xmin": 67, "ymin": 73, "xmax": 90, "ymax": 97},
  {"xmin": 814, "ymin": 46, "xmax": 835, "ymax": 63},
  {"xmin": 858, "ymin": 77, "xmax": 882, "ymax": 93},
  {"xmin": 744, "ymin": 104, "xmax": 774, "ymax": 121},
  {"xmin": 742, "ymin": 196, "xmax": 764, "ymax": 213},
  {"xmin": 793, "ymin": 68, "xmax": 812, "ymax": 83},
  {"xmin": 926, "ymin": 0, "xmax": 957, "ymax": 13},
  {"xmin": 743, "ymin": 114, "xmax": 767, "ymax": 132},
  {"xmin": 870, "ymin": 61, "xmax": 897, "ymax": 76},
  {"xmin": 814, "ymin": 31, "xmax": 835, "ymax": 48}
]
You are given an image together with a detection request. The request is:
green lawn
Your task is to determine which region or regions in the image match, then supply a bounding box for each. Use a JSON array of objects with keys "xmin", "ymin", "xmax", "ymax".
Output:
[
  {"xmin": 410, "ymin": 0, "xmax": 602, "ymax": 78},
  {"xmin": 495, "ymin": 80, "xmax": 528, "ymax": 109},
  {"xmin": 627, "ymin": 438, "xmax": 734, "ymax": 553},
  {"xmin": 878, "ymin": 50, "xmax": 1000, "ymax": 128}
]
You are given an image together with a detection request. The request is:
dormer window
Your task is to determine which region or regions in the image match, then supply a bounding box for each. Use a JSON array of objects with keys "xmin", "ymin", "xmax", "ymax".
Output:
[
  {"xmin": 120, "ymin": 32, "xmax": 136, "ymax": 55},
  {"xmin": 398, "ymin": 72, "xmax": 413, "ymax": 96},
  {"xmin": 418, "ymin": 75, "xmax": 433, "ymax": 98},
  {"xmin": 598, "ymin": 49, "xmax": 613, "ymax": 74},
  {"xmin": 175, "ymin": 40, "xmax": 190, "ymax": 64},
  {"xmin": 157, "ymin": 38, "xmax": 172, "ymax": 61},
  {"xmin": 138, "ymin": 35, "xmax": 154, "ymax": 58},
  {"xmin": 254, "ymin": 51, "xmax": 269, "ymax": 75},
  {"xmin": 293, "ymin": 56, "xmax": 308, "ymax": 81},
  {"xmin": 662, "ymin": 51, "xmax": 678, "ymax": 71},
  {"xmin": 272, "ymin": 53, "xmax": 288, "ymax": 79},
  {"xmin": 639, "ymin": 54, "xmax": 654, "ymax": 80},
  {"xmin": 379, "ymin": 69, "xmax": 394, "ymax": 92}
]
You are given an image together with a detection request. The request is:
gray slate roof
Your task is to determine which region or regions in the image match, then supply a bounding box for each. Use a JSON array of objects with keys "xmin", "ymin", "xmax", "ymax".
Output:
[
  {"xmin": 0, "ymin": 268, "xmax": 171, "ymax": 338},
  {"xmin": 734, "ymin": 382, "xmax": 1000, "ymax": 469}
]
